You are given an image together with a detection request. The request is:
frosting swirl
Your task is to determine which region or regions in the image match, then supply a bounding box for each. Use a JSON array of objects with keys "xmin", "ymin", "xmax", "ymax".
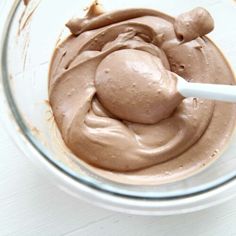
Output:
[{"xmin": 49, "ymin": 3, "xmax": 236, "ymax": 176}]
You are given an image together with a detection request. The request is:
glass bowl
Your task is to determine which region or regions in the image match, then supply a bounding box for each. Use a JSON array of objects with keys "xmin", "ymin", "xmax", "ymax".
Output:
[{"xmin": 1, "ymin": 0, "xmax": 236, "ymax": 215}]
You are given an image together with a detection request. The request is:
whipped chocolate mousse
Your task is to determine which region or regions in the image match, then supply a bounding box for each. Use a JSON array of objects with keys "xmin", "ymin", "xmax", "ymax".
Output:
[{"xmin": 49, "ymin": 2, "xmax": 236, "ymax": 184}]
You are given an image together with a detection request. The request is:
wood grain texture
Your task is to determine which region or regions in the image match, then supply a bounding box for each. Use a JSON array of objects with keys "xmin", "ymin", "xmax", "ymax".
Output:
[{"xmin": 1, "ymin": 127, "xmax": 236, "ymax": 236}]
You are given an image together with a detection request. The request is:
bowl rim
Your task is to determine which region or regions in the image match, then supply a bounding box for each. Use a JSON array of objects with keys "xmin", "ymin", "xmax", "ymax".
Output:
[{"xmin": 1, "ymin": 0, "xmax": 236, "ymax": 214}]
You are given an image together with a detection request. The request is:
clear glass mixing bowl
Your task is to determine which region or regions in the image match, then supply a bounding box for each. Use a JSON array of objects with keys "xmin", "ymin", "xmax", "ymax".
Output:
[{"xmin": 1, "ymin": 0, "xmax": 236, "ymax": 215}]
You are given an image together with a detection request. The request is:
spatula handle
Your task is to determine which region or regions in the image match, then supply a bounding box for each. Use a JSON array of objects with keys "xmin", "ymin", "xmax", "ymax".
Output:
[{"xmin": 177, "ymin": 77, "xmax": 236, "ymax": 103}]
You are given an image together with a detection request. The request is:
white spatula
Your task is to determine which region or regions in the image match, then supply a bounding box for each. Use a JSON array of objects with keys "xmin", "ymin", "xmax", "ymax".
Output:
[{"xmin": 177, "ymin": 76, "xmax": 236, "ymax": 102}]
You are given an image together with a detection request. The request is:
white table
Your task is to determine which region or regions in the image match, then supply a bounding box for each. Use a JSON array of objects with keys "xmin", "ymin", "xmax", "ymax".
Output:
[{"xmin": 1, "ymin": 129, "xmax": 236, "ymax": 236}]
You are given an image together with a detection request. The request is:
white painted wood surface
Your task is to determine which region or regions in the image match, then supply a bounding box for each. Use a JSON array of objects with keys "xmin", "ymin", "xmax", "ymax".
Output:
[{"xmin": 1, "ymin": 129, "xmax": 236, "ymax": 236}]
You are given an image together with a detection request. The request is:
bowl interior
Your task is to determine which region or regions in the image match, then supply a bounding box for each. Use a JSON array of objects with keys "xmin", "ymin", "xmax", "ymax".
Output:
[{"xmin": 3, "ymin": 0, "xmax": 236, "ymax": 198}]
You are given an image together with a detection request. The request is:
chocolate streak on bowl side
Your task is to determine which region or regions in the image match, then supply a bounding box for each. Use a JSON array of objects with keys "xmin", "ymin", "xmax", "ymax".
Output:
[
  {"xmin": 48, "ymin": 2, "xmax": 236, "ymax": 185},
  {"xmin": 23, "ymin": 0, "xmax": 30, "ymax": 5}
]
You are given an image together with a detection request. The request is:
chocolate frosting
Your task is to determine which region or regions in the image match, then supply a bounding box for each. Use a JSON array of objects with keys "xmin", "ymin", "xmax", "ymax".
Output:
[
  {"xmin": 49, "ymin": 2, "xmax": 236, "ymax": 180},
  {"xmin": 174, "ymin": 7, "xmax": 214, "ymax": 42}
]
